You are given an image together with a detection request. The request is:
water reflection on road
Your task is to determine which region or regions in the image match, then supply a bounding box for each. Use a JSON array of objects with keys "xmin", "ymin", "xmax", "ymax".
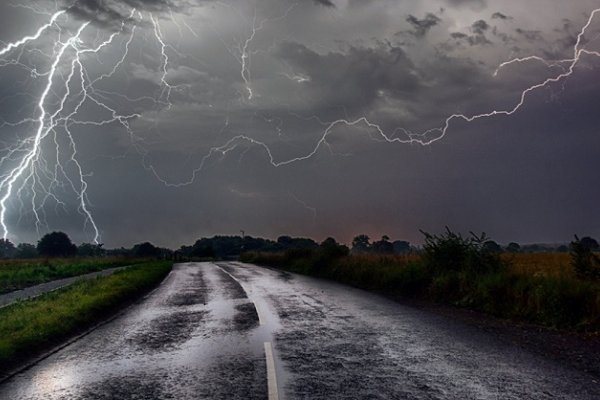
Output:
[{"xmin": 0, "ymin": 262, "xmax": 598, "ymax": 399}]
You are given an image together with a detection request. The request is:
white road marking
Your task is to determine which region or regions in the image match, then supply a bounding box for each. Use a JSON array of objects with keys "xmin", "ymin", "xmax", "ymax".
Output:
[
  {"xmin": 213, "ymin": 264, "xmax": 280, "ymax": 398},
  {"xmin": 254, "ymin": 300, "xmax": 268, "ymax": 326},
  {"xmin": 264, "ymin": 341, "xmax": 279, "ymax": 400},
  {"xmin": 213, "ymin": 263, "xmax": 268, "ymax": 325}
]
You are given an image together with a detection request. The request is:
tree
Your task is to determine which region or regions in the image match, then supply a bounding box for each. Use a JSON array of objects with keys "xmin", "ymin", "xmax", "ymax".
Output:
[
  {"xmin": 392, "ymin": 240, "xmax": 411, "ymax": 254},
  {"xmin": 16, "ymin": 243, "xmax": 38, "ymax": 259},
  {"xmin": 351, "ymin": 234, "xmax": 370, "ymax": 253},
  {"xmin": 132, "ymin": 242, "xmax": 161, "ymax": 258},
  {"xmin": 37, "ymin": 232, "xmax": 77, "ymax": 257},
  {"xmin": 78, "ymin": 243, "xmax": 105, "ymax": 257},
  {"xmin": 571, "ymin": 235, "xmax": 600, "ymax": 280},
  {"xmin": 191, "ymin": 241, "xmax": 215, "ymax": 258},
  {"xmin": 579, "ymin": 237, "xmax": 599, "ymax": 251},
  {"xmin": 483, "ymin": 240, "xmax": 502, "ymax": 253},
  {"xmin": 372, "ymin": 235, "xmax": 394, "ymax": 254},
  {"xmin": 0, "ymin": 238, "xmax": 15, "ymax": 258},
  {"xmin": 506, "ymin": 242, "xmax": 521, "ymax": 253},
  {"xmin": 319, "ymin": 237, "xmax": 349, "ymax": 259}
]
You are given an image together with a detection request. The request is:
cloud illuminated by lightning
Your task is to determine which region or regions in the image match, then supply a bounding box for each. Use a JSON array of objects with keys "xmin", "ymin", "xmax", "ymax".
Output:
[
  {"xmin": 0, "ymin": 4, "xmax": 599, "ymax": 245},
  {"xmin": 146, "ymin": 7, "xmax": 600, "ymax": 188}
]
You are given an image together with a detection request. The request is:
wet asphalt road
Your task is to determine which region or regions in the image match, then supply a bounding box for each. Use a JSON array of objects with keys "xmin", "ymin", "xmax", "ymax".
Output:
[{"xmin": 1, "ymin": 262, "xmax": 599, "ymax": 400}]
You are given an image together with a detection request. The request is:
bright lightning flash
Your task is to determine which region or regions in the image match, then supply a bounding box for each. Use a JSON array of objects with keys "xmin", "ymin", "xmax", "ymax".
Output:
[
  {"xmin": 0, "ymin": 5, "xmax": 598, "ymax": 243},
  {"xmin": 147, "ymin": 8, "xmax": 600, "ymax": 188},
  {"xmin": 0, "ymin": 8, "xmax": 145, "ymax": 243}
]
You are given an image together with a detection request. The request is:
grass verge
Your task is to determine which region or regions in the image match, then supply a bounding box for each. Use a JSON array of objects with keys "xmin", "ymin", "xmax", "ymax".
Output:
[
  {"xmin": 241, "ymin": 250, "xmax": 600, "ymax": 333},
  {"xmin": 0, "ymin": 257, "xmax": 149, "ymax": 294},
  {"xmin": 0, "ymin": 261, "xmax": 172, "ymax": 374}
]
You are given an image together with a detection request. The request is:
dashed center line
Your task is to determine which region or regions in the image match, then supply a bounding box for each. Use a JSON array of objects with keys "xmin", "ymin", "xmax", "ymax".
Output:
[
  {"xmin": 264, "ymin": 341, "xmax": 279, "ymax": 400},
  {"xmin": 212, "ymin": 263, "xmax": 280, "ymax": 399}
]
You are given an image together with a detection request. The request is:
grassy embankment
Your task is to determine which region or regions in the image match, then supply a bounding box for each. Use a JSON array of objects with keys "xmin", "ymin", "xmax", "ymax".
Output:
[
  {"xmin": 0, "ymin": 257, "xmax": 150, "ymax": 294},
  {"xmin": 242, "ymin": 237, "xmax": 600, "ymax": 333},
  {"xmin": 0, "ymin": 261, "xmax": 172, "ymax": 373}
]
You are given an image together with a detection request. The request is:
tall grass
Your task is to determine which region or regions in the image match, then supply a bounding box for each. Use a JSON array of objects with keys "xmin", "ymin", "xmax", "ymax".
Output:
[
  {"xmin": 242, "ymin": 249, "xmax": 600, "ymax": 333},
  {"xmin": 0, "ymin": 257, "xmax": 149, "ymax": 294},
  {"xmin": 504, "ymin": 253, "xmax": 572, "ymax": 278},
  {"xmin": 0, "ymin": 261, "xmax": 172, "ymax": 373}
]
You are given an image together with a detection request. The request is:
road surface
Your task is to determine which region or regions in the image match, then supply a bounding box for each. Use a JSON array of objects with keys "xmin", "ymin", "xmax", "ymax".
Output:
[{"xmin": 0, "ymin": 262, "xmax": 598, "ymax": 399}]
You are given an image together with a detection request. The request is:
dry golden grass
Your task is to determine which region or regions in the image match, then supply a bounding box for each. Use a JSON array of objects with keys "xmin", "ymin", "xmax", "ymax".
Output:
[
  {"xmin": 344, "ymin": 253, "xmax": 422, "ymax": 266},
  {"xmin": 503, "ymin": 252, "xmax": 573, "ymax": 278}
]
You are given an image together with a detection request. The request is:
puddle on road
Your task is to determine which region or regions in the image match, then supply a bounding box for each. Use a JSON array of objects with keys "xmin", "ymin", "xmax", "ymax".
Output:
[{"xmin": 130, "ymin": 310, "xmax": 209, "ymax": 351}]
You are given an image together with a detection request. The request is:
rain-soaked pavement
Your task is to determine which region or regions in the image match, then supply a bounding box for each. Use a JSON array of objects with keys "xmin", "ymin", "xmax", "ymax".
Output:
[{"xmin": 1, "ymin": 262, "xmax": 599, "ymax": 399}]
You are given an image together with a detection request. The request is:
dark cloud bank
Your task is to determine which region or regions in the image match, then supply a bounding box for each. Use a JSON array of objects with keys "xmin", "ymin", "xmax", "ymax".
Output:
[{"xmin": 1, "ymin": 0, "xmax": 599, "ymax": 247}]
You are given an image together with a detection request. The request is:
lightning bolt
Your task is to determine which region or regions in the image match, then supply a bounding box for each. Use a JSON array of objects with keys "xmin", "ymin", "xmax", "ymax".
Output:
[
  {"xmin": 235, "ymin": 3, "xmax": 298, "ymax": 100},
  {"xmin": 0, "ymin": 8, "xmax": 143, "ymax": 243},
  {"xmin": 0, "ymin": 10, "xmax": 66, "ymax": 57},
  {"xmin": 150, "ymin": 13, "xmax": 174, "ymax": 110},
  {"xmin": 146, "ymin": 6, "xmax": 600, "ymax": 189},
  {"xmin": 0, "ymin": 4, "xmax": 598, "ymax": 244},
  {"xmin": 0, "ymin": 20, "xmax": 90, "ymax": 240}
]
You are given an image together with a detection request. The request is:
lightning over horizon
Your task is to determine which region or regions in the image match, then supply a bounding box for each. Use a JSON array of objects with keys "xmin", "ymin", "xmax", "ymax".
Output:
[{"xmin": 0, "ymin": 0, "xmax": 599, "ymax": 248}]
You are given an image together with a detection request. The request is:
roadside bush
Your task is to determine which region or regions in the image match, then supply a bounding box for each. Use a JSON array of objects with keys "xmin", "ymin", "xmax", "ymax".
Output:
[
  {"xmin": 571, "ymin": 235, "xmax": 600, "ymax": 280},
  {"xmin": 420, "ymin": 228, "xmax": 505, "ymax": 276}
]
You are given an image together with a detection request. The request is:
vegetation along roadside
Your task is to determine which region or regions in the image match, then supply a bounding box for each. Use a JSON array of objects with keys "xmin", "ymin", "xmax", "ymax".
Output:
[
  {"xmin": 0, "ymin": 257, "xmax": 150, "ymax": 295},
  {"xmin": 0, "ymin": 261, "xmax": 172, "ymax": 375},
  {"xmin": 241, "ymin": 230, "xmax": 600, "ymax": 334}
]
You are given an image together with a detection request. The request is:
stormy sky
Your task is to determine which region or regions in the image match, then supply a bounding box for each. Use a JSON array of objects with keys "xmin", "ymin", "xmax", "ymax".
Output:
[{"xmin": 0, "ymin": 0, "xmax": 599, "ymax": 248}]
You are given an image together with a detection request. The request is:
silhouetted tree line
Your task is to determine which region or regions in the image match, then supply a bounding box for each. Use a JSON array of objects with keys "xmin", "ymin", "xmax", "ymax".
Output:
[
  {"xmin": 177, "ymin": 235, "xmax": 319, "ymax": 260},
  {"xmin": 0, "ymin": 229, "xmax": 597, "ymax": 262},
  {"xmin": 0, "ymin": 232, "xmax": 172, "ymax": 259},
  {"xmin": 351, "ymin": 234, "xmax": 412, "ymax": 255}
]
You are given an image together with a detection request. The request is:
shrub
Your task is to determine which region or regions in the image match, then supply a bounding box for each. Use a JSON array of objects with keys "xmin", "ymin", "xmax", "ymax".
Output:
[
  {"xmin": 571, "ymin": 235, "xmax": 600, "ymax": 280},
  {"xmin": 420, "ymin": 228, "xmax": 505, "ymax": 276}
]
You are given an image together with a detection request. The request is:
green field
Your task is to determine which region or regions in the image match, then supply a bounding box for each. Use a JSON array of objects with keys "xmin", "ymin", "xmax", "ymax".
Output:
[
  {"xmin": 0, "ymin": 261, "xmax": 172, "ymax": 373},
  {"xmin": 0, "ymin": 257, "xmax": 149, "ymax": 294}
]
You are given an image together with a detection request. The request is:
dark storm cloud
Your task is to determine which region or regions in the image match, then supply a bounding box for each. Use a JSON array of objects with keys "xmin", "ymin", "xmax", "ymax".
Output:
[
  {"xmin": 312, "ymin": 0, "xmax": 335, "ymax": 7},
  {"xmin": 405, "ymin": 13, "xmax": 441, "ymax": 37},
  {"xmin": 491, "ymin": 12, "xmax": 511, "ymax": 20},
  {"xmin": 515, "ymin": 28, "xmax": 543, "ymax": 42},
  {"xmin": 65, "ymin": 0, "xmax": 197, "ymax": 27},
  {"xmin": 2, "ymin": 0, "xmax": 600, "ymax": 248},
  {"xmin": 448, "ymin": 20, "xmax": 492, "ymax": 47},
  {"xmin": 450, "ymin": 32, "xmax": 468, "ymax": 40},
  {"xmin": 445, "ymin": 0, "xmax": 486, "ymax": 10},
  {"xmin": 276, "ymin": 41, "xmax": 421, "ymax": 112},
  {"xmin": 471, "ymin": 20, "xmax": 489, "ymax": 35}
]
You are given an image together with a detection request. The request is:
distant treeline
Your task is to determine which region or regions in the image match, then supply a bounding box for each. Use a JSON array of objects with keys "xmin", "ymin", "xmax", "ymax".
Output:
[
  {"xmin": 0, "ymin": 232, "xmax": 173, "ymax": 260},
  {"xmin": 1, "ymin": 229, "xmax": 597, "ymax": 260},
  {"xmin": 174, "ymin": 233, "xmax": 597, "ymax": 260}
]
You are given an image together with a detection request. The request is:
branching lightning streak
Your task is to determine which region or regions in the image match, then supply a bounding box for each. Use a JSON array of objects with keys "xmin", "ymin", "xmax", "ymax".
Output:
[
  {"xmin": 150, "ymin": 14, "xmax": 175, "ymax": 110},
  {"xmin": 1, "ymin": 5, "xmax": 598, "ymax": 242},
  {"xmin": 0, "ymin": 8, "xmax": 142, "ymax": 243},
  {"xmin": 0, "ymin": 21, "xmax": 90, "ymax": 240},
  {"xmin": 0, "ymin": 10, "xmax": 65, "ymax": 57},
  {"xmin": 147, "ymin": 7, "xmax": 600, "ymax": 189},
  {"xmin": 237, "ymin": 3, "xmax": 297, "ymax": 100}
]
